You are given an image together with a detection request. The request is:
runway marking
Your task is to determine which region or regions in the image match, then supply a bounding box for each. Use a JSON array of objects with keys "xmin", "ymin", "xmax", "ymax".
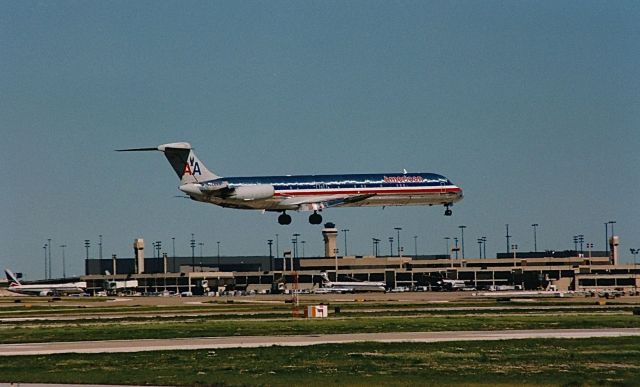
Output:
[{"xmin": 2, "ymin": 328, "xmax": 640, "ymax": 356}]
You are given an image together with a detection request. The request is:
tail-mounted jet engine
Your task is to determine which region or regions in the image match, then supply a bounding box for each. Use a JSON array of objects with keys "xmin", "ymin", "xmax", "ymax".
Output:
[{"xmin": 227, "ymin": 185, "xmax": 275, "ymax": 201}]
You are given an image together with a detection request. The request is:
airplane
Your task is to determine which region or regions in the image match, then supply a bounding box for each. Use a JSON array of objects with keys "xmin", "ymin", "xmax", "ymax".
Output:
[
  {"xmin": 312, "ymin": 286, "xmax": 356, "ymax": 294},
  {"xmin": 4, "ymin": 269, "xmax": 87, "ymax": 296},
  {"xmin": 103, "ymin": 270, "xmax": 139, "ymax": 293},
  {"xmin": 117, "ymin": 142, "xmax": 463, "ymax": 225},
  {"xmin": 437, "ymin": 278, "xmax": 467, "ymax": 291},
  {"xmin": 319, "ymin": 272, "xmax": 386, "ymax": 292}
]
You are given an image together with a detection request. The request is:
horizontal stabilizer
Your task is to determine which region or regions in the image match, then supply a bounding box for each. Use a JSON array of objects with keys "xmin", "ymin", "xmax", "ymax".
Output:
[{"xmin": 115, "ymin": 147, "xmax": 159, "ymax": 152}]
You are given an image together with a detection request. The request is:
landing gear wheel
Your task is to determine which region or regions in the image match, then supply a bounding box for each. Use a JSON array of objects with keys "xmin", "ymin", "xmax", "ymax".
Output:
[
  {"xmin": 444, "ymin": 204, "xmax": 453, "ymax": 216},
  {"xmin": 309, "ymin": 212, "xmax": 323, "ymax": 225},
  {"xmin": 278, "ymin": 213, "xmax": 292, "ymax": 225}
]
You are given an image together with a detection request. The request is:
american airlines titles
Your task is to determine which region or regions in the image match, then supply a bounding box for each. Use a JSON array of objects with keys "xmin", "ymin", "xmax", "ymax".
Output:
[{"xmin": 383, "ymin": 175, "xmax": 424, "ymax": 183}]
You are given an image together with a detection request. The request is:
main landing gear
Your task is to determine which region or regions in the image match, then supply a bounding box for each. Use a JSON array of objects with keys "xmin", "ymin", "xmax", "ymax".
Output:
[
  {"xmin": 444, "ymin": 203, "xmax": 453, "ymax": 216},
  {"xmin": 309, "ymin": 211, "xmax": 323, "ymax": 225},
  {"xmin": 277, "ymin": 211, "xmax": 323, "ymax": 225},
  {"xmin": 278, "ymin": 212, "xmax": 292, "ymax": 225}
]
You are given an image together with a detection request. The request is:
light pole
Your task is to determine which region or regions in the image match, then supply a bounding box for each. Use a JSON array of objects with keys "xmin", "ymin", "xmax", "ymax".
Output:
[
  {"xmin": 291, "ymin": 237, "xmax": 298, "ymax": 269},
  {"xmin": 47, "ymin": 238, "xmax": 52, "ymax": 279},
  {"xmin": 301, "ymin": 241, "xmax": 306, "ymax": 258},
  {"xmin": 388, "ymin": 237, "xmax": 394, "ymax": 257},
  {"xmin": 511, "ymin": 244, "xmax": 518, "ymax": 266},
  {"xmin": 60, "ymin": 244, "xmax": 67, "ymax": 278},
  {"xmin": 394, "ymin": 227, "xmax": 402, "ymax": 257},
  {"xmin": 372, "ymin": 238, "xmax": 380, "ymax": 257},
  {"xmin": 267, "ymin": 240, "xmax": 273, "ymax": 271},
  {"xmin": 605, "ymin": 222, "xmax": 609, "ymax": 256},
  {"xmin": 477, "ymin": 238, "xmax": 483, "ymax": 258},
  {"xmin": 172, "ymin": 237, "xmax": 176, "ymax": 273},
  {"xmin": 531, "ymin": 224, "xmax": 538, "ymax": 253},
  {"xmin": 217, "ymin": 241, "xmax": 221, "ymax": 267},
  {"xmin": 99, "ymin": 234, "xmax": 103, "ymax": 260},
  {"xmin": 631, "ymin": 248, "xmax": 638, "ymax": 295},
  {"xmin": 458, "ymin": 225, "xmax": 466, "ymax": 259},
  {"xmin": 609, "ymin": 220, "xmax": 617, "ymax": 238},
  {"xmin": 156, "ymin": 241, "xmax": 162, "ymax": 260},
  {"xmin": 482, "ymin": 237, "xmax": 487, "ymax": 259},
  {"xmin": 341, "ymin": 229, "xmax": 349, "ymax": 256},
  {"xmin": 573, "ymin": 235, "xmax": 579, "ymax": 252},
  {"xmin": 454, "ymin": 237, "xmax": 459, "ymax": 259},
  {"xmin": 84, "ymin": 240, "xmax": 90, "ymax": 260},
  {"xmin": 578, "ymin": 235, "xmax": 584, "ymax": 253},
  {"xmin": 190, "ymin": 234, "xmax": 195, "ymax": 272},
  {"xmin": 444, "ymin": 237, "xmax": 450, "ymax": 257},
  {"xmin": 506, "ymin": 224, "xmax": 511, "ymax": 254},
  {"xmin": 275, "ymin": 234, "xmax": 279, "ymax": 259},
  {"xmin": 84, "ymin": 239, "xmax": 90, "ymax": 276},
  {"xmin": 43, "ymin": 244, "xmax": 47, "ymax": 279},
  {"xmin": 414, "ymin": 235, "xmax": 418, "ymax": 258},
  {"xmin": 292, "ymin": 233, "xmax": 300, "ymax": 259}
]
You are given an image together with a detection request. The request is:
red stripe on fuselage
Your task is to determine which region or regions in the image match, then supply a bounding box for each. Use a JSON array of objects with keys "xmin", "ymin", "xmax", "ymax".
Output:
[{"xmin": 273, "ymin": 186, "xmax": 461, "ymax": 197}]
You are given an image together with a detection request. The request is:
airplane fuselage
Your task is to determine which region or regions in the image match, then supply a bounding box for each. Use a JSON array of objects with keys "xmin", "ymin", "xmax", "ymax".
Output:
[
  {"xmin": 324, "ymin": 281, "xmax": 387, "ymax": 292},
  {"xmin": 184, "ymin": 173, "xmax": 462, "ymax": 211},
  {"xmin": 7, "ymin": 282, "xmax": 87, "ymax": 296}
]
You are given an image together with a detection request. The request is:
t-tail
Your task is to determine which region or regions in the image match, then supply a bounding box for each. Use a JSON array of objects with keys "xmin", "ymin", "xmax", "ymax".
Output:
[{"xmin": 117, "ymin": 142, "xmax": 219, "ymax": 184}]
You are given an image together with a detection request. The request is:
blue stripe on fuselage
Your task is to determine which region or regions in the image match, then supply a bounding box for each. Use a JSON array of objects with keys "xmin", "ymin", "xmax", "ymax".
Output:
[{"xmin": 202, "ymin": 173, "xmax": 453, "ymax": 190}]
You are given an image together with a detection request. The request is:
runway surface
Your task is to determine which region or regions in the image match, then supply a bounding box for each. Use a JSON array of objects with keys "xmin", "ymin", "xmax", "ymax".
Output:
[{"xmin": 3, "ymin": 328, "xmax": 640, "ymax": 356}]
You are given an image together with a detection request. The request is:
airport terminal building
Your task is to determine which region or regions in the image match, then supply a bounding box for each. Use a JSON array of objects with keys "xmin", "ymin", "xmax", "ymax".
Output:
[{"xmin": 80, "ymin": 225, "xmax": 640, "ymax": 295}]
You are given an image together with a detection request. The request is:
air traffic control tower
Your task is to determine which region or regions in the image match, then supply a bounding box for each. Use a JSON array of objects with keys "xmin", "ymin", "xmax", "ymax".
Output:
[
  {"xmin": 134, "ymin": 238, "xmax": 144, "ymax": 274},
  {"xmin": 322, "ymin": 222, "xmax": 338, "ymax": 257}
]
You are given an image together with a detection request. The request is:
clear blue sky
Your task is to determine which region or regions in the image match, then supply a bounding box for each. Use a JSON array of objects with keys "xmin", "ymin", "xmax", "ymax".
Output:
[{"xmin": 1, "ymin": 1, "xmax": 638, "ymax": 279}]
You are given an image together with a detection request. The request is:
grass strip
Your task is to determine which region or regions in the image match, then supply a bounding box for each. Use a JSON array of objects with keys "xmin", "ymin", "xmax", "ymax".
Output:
[
  {"xmin": 2, "ymin": 313, "xmax": 640, "ymax": 344},
  {"xmin": 1, "ymin": 337, "xmax": 639, "ymax": 386}
]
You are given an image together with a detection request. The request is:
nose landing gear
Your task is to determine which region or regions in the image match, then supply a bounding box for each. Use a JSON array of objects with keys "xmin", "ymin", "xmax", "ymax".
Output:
[{"xmin": 444, "ymin": 203, "xmax": 453, "ymax": 216}]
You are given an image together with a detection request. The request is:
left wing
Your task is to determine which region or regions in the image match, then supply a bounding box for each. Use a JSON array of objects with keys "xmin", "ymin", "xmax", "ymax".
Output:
[{"xmin": 279, "ymin": 193, "xmax": 376, "ymax": 211}]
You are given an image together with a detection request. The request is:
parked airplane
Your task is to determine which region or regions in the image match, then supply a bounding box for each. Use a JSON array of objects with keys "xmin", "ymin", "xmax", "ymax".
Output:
[
  {"xmin": 103, "ymin": 271, "xmax": 139, "ymax": 293},
  {"xmin": 319, "ymin": 272, "xmax": 386, "ymax": 292},
  {"xmin": 4, "ymin": 269, "xmax": 87, "ymax": 296},
  {"xmin": 437, "ymin": 278, "xmax": 467, "ymax": 291},
  {"xmin": 118, "ymin": 142, "xmax": 463, "ymax": 225}
]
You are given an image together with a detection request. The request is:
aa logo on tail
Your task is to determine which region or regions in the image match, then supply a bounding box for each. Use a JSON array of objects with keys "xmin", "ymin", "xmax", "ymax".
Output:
[{"xmin": 183, "ymin": 156, "xmax": 202, "ymax": 176}]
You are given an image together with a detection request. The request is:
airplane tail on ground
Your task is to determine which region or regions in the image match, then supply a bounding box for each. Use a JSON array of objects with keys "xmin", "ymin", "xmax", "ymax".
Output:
[
  {"xmin": 117, "ymin": 142, "xmax": 220, "ymax": 184},
  {"xmin": 4, "ymin": 269, "xmax": 21, "ymax": 286},
  {"xmin": 319, "ymin": 272, "xmax": 331, "ymax": 284}
]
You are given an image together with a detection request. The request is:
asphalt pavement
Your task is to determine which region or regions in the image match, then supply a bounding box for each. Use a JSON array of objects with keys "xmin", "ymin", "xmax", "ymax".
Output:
[{"xmin": 3, "ymin": 328, "xmax": 640, "ymax": 356}]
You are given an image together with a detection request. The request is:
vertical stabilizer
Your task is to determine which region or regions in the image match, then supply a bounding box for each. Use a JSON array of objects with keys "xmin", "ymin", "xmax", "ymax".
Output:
[
  {"xmin": 4, "ymin": 269, "xmax": 21, "ymax": 285},
  {"xmin": 157, "ymin": 142, "xmax": 219, "ymax": 184},
  {"xmin": 117, "ymin": 142, "xmax": 220, "ymax": 184},
  {"xmin": 319, "ymin": 272, "xmax": 331, "ymax": 284}
]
